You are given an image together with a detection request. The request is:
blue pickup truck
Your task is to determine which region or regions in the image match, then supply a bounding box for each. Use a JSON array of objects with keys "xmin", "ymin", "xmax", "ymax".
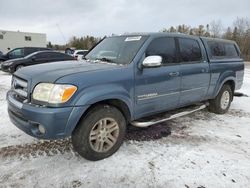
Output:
[{"xmin": 7, "ymin": 33, "xmax": 244, "ymax": 160}]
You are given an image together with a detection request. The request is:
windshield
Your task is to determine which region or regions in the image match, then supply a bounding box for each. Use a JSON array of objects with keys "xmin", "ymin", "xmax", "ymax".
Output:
[{"xmin": 85, "ymin": 35, "xmax": 148, "ymax": 65}]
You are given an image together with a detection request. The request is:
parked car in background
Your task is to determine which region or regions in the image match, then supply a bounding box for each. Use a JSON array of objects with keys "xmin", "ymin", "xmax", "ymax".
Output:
[
  {"xmin": 0, "ymin": 47, "xmax": 52, "ymax": 62},
  {"xmin": 73, "ymin": 50, "xmax": 88, "ymax": 60},
  {"xmin": 0, "ymin": 51, "xmax": 3, "ymax": 69},
  {"xmin": 1, "ymin": 51, "xmax": 75, "ymax": 73},
  {"xmin": 65, "ymin": 48, "xmax": 75, "ymax": 55},
  {"xmin": 7, "ymin": 33, "xmax": 244, "ymax": 161}
]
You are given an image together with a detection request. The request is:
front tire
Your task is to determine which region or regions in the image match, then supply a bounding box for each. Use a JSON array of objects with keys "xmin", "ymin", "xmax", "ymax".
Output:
[
  {"xmin": 209, "ymin": 84, "xmax": 233, "ymax": 114},
  {"xmin": 72, "ymin": 105, "xmax": 126, "ymax": 161}
]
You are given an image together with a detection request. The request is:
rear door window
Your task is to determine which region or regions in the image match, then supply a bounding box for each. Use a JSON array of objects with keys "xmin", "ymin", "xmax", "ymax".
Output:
[
  {"xmin": 178, "ymin": 38, "xmax": 202, "ymax": 62},
  {"xmin": 48, "ymin": 52, "xmax": 72, "ymax": 60},
  {"xmin": 47, "ymin": 52, "xmax": 59, "ymax": 59},
  {"xmin": 146, "ymin": 37, "xmax": 177, "ymax": 64},
  {"xmin": 36, "ymin": 52, "xmax": 49, "ymax": 59},
  {"xmin": 25, "ymin": 48, "xmax": 38, "ymax": 56}
]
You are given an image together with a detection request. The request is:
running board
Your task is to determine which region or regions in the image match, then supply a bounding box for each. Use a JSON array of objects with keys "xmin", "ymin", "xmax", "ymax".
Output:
[{"xmin": 131, "ymin": 104, "xmax": 207, "ymax": 127}]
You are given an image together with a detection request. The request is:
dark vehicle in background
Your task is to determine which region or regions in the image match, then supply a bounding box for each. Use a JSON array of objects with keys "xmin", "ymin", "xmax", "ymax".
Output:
[
  {"xmin": 0, "ymin": 47, "xmax": 52, "ymax": 62},
  {"xmin": 65, "ymin": 48, "xmax": 75, "ymax": 55},
  {"xmin": 1, "ymin": 51, "xmax": 75, "ymax": 73},
  {"xmin": 73, "ymin": 50, "xmax": 88, "ymax": 60}
]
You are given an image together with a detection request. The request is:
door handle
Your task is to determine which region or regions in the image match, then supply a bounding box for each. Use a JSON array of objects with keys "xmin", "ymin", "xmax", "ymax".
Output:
[{"xmin": 169, "ymin": 72, "xmax": 179, "ymax": 77}]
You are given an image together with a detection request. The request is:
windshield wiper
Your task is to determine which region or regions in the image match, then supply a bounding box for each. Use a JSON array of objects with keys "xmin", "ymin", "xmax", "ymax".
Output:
[{"xmin": 95, "ymin": 57, "xmax": 114, "ymax": 63}]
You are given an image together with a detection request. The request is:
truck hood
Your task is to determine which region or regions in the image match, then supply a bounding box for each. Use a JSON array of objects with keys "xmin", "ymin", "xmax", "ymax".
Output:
[{"xmin": 14, "ymin": 60, "xmax": 122, "ymax": 84}]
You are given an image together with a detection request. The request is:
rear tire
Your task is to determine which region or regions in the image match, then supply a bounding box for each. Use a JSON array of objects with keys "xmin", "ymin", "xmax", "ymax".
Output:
[
  {"xmin": 72, "ymin": 104, "xmax": 126, "ymax": 161},
  {"xmin": 208, "ymin": 84, "xmax": 233, "ymax": 114}
]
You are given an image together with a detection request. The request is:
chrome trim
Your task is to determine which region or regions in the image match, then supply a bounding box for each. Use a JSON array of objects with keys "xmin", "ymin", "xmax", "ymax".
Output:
[
  {"xmin": 131, "ymin": 104, "xmax": 207, "ymax": 127},
  {"xmin": 137, "ymin": 91, "xmax": 179, "ymax": 101},
  {"xmin": 14, "ymin": 89, "xmax": 27, "ymax": 97},
  {"xmin": 142, "ymin": 56, "xmax": 162, "ymax": 68},
  {"xmin": 8, "ymin": 95, "xmax": 23, "ymax": 109},
  {"xmin": 14, "ymin": 77, "xmax": 28, "ymax": 88},
  {"xmin": 181, "ymin": 87, "xmax": 206, "ymax": 93},
  {"xmin": 137, "ymin": 87, "xmax": 206, "ymax": 101}
]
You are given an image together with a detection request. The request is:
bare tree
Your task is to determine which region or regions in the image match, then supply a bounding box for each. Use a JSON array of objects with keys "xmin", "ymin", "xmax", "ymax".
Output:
[{"xmin": 210, "ymin": 20, "xmax": 223, "ymax": 38}]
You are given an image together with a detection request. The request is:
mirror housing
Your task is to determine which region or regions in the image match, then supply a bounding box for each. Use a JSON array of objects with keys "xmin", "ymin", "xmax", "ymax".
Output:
[{"xmin": 142, "ymin": 55, "xmax": 162, "ymax": 68}]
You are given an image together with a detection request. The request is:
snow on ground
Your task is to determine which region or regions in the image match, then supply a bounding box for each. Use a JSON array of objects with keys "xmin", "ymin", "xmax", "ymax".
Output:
[{"xmin": 1, "ymin": 66, "xmax": 250, "ymax": 188}]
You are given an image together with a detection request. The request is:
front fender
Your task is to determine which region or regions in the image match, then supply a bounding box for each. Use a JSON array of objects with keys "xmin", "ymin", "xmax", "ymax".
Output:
[{"xmin": 74, "ymin": 84, "xmax": 133, "ymax": 117}]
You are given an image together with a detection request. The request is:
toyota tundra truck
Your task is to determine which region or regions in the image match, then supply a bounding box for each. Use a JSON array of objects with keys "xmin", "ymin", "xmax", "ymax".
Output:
[{"xmin": 7, "ymin": 33, "xmax": 244, "ymax": 161}]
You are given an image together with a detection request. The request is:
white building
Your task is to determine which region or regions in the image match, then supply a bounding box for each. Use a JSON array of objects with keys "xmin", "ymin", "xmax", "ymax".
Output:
[{"xmin": 0, "ymin": 30, "xmax": 47, "ymax": 53}]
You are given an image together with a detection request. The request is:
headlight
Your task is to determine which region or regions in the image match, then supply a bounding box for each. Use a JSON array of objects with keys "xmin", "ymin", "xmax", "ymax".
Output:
[{"xmin": 32, "ymin": 83, "xmax": 77, "ymax": 104}]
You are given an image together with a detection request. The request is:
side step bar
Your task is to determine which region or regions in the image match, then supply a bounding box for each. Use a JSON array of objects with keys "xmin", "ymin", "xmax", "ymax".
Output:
[{"xmin": 131, "ymin": 104, "xmax": 207, "ymax": 128}]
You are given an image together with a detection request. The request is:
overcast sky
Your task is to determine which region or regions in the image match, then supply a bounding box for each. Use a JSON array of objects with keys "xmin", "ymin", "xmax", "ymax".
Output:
[{"xmin": 0, "ymin": 0, "xmax": 249, "ymax": 44}]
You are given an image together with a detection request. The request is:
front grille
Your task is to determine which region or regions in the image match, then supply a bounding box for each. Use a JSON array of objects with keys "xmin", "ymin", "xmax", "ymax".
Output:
[{"xmin": 12, "ymin": 76, "xmax": 29, "ymax": 103}]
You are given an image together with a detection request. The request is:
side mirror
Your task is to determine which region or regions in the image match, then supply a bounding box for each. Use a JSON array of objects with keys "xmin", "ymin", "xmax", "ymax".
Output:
[{"xmin": 142, "ymin": 55, "xmax": 162, "ymax": 68}]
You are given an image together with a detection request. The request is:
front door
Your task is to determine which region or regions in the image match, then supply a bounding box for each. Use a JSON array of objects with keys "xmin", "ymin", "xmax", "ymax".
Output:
[{"xmin": 134, "ymin": 37, "xmax": 181, "ymax": 119}]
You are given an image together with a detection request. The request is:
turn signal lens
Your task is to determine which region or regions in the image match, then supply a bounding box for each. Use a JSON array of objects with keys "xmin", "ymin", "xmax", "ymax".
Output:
[{"xmin": 62, "ymin": 86, "xmax": 77, "ymax": 102}]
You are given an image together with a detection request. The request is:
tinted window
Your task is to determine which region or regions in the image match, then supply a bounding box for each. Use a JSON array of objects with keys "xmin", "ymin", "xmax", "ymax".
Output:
[
  {"xmin": 207, "ymin": 42, "xmax": 225, "ymax": 57},
  {"xmin": 60, "ymin": 53, "xmax": 73, "ymax": 59},
  {"xmin": 48, "ymin": 52, "xmax": 72, "ymax": 59},
  {"xmin": 36, "ymin": 52, "xmax": 49, "ymax": 59},
  {"xmin": 208, "ymin": 41, "xmax": 239, "ymax": 59},
  {"xmin": 76, "ymin": 51, "xmax": 85, "ymax": 55},
  {"xmin": 47, "ymin": 52, "xmax": 60, "ymax": 58},
  {"xmin": 8, "ymin": 49, "xmax": 24, "ymax": 57},
  {"xmin": 179, "ymin": 38, "xmax": 202, "ymax": 62},
  {"xmin": 225, "ymin": 43, "xmax": 238, "ymax": 57},
  {"xmin": 25, "ymin": 48, "xmax": 38, "ymax": 55},
  {"xmin": 146, "ymin": 37, "xmax": 177, "ymax": 64}
]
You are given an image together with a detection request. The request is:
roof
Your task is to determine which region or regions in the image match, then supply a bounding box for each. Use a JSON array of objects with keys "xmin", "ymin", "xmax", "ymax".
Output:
[
  {"xmin": 0, "ymin": 29, "xmax": 46, "ymax": 36},
  {"xmin": 118, "ymin": 32, "xmax": 235, "ymax": 43}
]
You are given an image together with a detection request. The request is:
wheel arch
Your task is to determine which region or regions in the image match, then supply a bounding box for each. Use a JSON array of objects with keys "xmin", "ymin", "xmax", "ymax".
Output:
[
  {"xmin": 83, "ymin": 99, "xmax": 132, "ymax": 122},
  {"xmin": 66, "ymin": 97, "xmax": 133, "ymax": 136},
  {"xmin": 213, "ymin": 77, "xmax": 236, "ymax": 98}
]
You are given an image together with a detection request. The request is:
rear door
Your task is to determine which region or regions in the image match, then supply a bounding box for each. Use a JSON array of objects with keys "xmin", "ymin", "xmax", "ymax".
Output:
[
  {"xmin": 33, "ymin": 52, "xmax": 50, "ymax": 64},
  {"xmin": 177, "ymin": 37, "xmax": 210, "ymax": 106},
  {"xmin": 48, "ymin": 52, "xmax": 73, "ymax": 62},
  {"xmin": 134, "ymin": 37, "xmax": 181, "ymax": 118}
]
